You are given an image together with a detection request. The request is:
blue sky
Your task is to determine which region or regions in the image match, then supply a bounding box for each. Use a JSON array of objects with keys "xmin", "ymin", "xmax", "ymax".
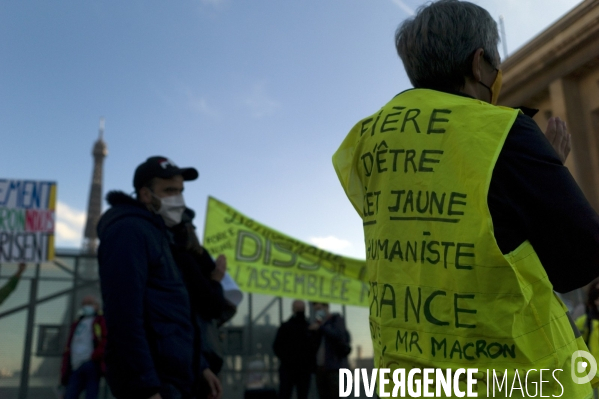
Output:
[{"xmin": 0, "ymin": 0, "xmax": 582, "ymax": 257}]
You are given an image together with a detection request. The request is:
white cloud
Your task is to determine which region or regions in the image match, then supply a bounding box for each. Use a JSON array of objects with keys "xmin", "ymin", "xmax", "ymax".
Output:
[
  {"xmin": 55, "ymin": 201, "xmax": 86, "ymax": 247},
  {"xmin": 187, "ymin": 91, "xmax": 220, "ymax": 118},
  {"xmin": 391, "ymin": 0, "xmax": 415, "ymax": 16},
  {"xmin": 309, "ymin": 235, "xmax": 352, "ymax": 253},
  {"xmin": 243, "ymin": 83, "xmax": 280, "ymax": 118}
]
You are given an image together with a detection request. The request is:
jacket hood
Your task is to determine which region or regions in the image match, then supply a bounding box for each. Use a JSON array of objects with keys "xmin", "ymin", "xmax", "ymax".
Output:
[{"xmin": 97, "ymin": 190, "xmax": 164, "ymax": 238}]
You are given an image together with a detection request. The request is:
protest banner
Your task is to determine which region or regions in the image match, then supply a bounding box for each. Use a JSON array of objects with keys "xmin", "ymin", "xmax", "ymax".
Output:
[
  {"xmin": 0, "ymin": 179, "xmax": 57, "ymax": 262},
  {"xmin": 203, "ymin": 196, "xmax": 368, "ymax": 307}
]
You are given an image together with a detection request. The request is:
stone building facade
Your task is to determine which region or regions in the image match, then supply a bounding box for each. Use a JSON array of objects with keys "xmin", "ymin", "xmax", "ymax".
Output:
[{"xmin": 500, "ymin": 0, "xmax": 599, "ymax": 211}]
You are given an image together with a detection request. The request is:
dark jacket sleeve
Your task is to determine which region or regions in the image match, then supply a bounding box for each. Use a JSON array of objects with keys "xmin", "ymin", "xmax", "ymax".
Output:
[
  {"xmin": 273, "ymin": 323, "xmax": 288, "ymax": 361},
  {"xmin": 321, "ymin": 314, "xmax": 348, "ymax": 345},
  {"xmin": 489, "ymin": 115, "xmax": 599, "ymax": 293},
  {"xmin": 196, "ymin": 248, "xmax": 228, "ymax": 320},
  {"xmin": 175, "ymin": 247, "xmax": 226, "ymax": 320},
  {"xmin": 98, "ymin": 218, "xmax": 161, "ymax": 397},
  {"xmin": 60, "ymin": 321, "xmax": 78, "ymax": 386}
]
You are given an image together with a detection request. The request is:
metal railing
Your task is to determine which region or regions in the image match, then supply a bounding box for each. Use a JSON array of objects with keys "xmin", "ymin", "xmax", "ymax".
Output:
[
  {"xmin": 0, "ymin": 251, "xmax": 101, "ymax": 399},
  {"xmin": 1, "ymin": 251, "xmax": 360, "ymax": 399}
]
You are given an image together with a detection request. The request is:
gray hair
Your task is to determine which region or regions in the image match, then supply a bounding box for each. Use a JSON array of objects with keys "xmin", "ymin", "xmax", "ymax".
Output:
[{"xmin": 395, "ymin": 0, "xmax": 500, "ymax": 91}]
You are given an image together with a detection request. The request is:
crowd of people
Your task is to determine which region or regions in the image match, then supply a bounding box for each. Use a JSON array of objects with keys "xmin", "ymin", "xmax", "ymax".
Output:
[
  {"xmin": 273, "ymin": 300, "xmax": 351, "ymax": 399},
  {"xmin": 45, "ymin": 0, "xmax": 599, "ymax": 398},
  {"xmin": 55, "ymin": 154, "xmax": 353, "ymax": 399}
]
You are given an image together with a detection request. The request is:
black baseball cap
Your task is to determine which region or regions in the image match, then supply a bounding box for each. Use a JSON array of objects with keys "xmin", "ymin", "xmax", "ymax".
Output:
[{"xmin": 133, "ymin": 156, "xmax": 199, "ymax": 190}]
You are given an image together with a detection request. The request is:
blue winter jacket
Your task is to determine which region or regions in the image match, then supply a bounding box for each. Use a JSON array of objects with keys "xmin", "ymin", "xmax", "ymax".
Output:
[{"xmin": 97, "ymin": 191, "xmax": 194, "ymax": 399}]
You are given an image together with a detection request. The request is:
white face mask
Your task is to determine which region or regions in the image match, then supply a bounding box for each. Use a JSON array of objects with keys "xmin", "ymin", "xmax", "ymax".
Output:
[
  {"xmin": 81, "ymin": 305, "xmax": 96, "ymax": 317},
  {"xmin": 315, "ymin": 309, "xmax": 327, "ymax": 322},
  {"xmin": 152, "ymin": 193, "xmax": 186, "ymax": 227}
]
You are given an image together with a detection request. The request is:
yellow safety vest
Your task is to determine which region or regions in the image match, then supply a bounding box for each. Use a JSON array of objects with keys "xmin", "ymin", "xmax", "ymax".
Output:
[
  {"xmin": 333, "ymin": 89, "xmax": 596, "ymax": 398},
  {"xmin": 576, "ymin": 315, "xmax": 599, "ymax": 365}
]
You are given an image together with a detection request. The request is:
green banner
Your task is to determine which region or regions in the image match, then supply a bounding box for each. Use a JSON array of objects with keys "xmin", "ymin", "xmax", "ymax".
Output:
[{"xmin": 203, "ymin": 196, "xmax": 369, "ymax": 307}]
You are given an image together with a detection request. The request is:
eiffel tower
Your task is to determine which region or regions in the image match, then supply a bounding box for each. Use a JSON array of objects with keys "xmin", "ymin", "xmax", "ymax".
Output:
[
  {"xmin": 34, "ymin": 119, "xmax": 108, "ymax": 381},
  {"xmin": 83, "ymin": 118, "xmax": 107, "ymax": 254}
]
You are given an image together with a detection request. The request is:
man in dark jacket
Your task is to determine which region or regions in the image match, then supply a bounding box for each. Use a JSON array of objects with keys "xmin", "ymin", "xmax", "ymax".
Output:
[
  {"xmin": 97, "ymin": 156, "xmax": 221, "ymax": 399},
  {"xmin": 273, "ymin": 300, "xmax": 317, "ymax": 399},
  {"xmin": 309, "ymin": 302, "xmax": 350, "ymax": 399}
]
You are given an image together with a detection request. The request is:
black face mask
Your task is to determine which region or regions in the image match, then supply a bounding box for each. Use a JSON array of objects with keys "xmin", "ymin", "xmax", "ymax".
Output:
[{"xmin": 295, "ymin": 311, "xmax": 305, "ymax": 318}]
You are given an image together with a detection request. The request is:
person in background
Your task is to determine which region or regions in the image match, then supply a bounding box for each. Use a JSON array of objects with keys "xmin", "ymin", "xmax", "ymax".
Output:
[
  {"xmin": 0, "ymin": 262, "xmax": 26, "ymax": 306},
  {"xmin": 60, "ymin": 295, "xmax": 107, "ymax": 399},
  {"xmin": 273, "ymin": 300, "xmax": 317, "ymax": 399},
  {"xmin": 169, "ymin": 207, "xmax": 234, "ymax": 398},
  {"xmin": 309, "ymin": 302, "xmax": 350, "ymax": 399}
]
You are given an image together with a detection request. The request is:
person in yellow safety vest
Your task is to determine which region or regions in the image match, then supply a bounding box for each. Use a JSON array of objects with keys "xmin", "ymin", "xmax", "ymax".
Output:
[
  {"xmin": 576, "ymin": 282, "xmax": 599, "ymax": 365},
  {"xmin": 332, "ymin": 0, "xmax": 599, "ymax": 397}
]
